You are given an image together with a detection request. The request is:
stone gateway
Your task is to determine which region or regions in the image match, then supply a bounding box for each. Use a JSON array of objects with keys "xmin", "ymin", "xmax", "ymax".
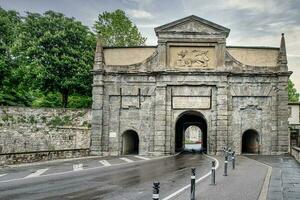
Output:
[{"xmin": 90, "ymin": 15, "xmax": 291, "ymax": 156}]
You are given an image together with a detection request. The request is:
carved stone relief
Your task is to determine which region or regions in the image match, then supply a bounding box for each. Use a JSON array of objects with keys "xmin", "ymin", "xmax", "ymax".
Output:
[
  {"xmin": 169, "ymin": 47, "xmax": 216, "ymax": 68},
  {"xmin": 176, "ymin": 49, "xmax": 209, "ymax": 67}
]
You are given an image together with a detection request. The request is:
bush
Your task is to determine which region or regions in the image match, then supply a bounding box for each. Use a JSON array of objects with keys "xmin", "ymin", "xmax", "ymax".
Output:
[
  {"xmin": 31, "ymin": 92, "xmax": 62, "ymax": 108},
  {"xmin": 68, "ymin": 95, "xmax": 92, "ymax": 108},
  {"xmin": 0, "ymin": 88, "xmax": 33, "ymax": 106},
  {"xmin": 31, "ymin": 91, "xmax": 92, "ymax": 108}
]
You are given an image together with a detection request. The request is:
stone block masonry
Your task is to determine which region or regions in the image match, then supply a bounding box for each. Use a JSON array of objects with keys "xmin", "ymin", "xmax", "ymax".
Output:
[
  {"xmin": 0, "ymin": 106, "xmax": 91, "ymax": 165},
  {"xmin": 91, "ymin": 15, "xmax": 291, "ymax": 156}
]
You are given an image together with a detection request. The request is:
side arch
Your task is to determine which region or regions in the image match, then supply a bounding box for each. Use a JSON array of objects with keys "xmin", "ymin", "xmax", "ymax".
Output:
[
  {"xmin": 122, "ymin": 130, "xmax": 139, "ymax": 155},
  {"xmin": 242, "ymin": 129, "xmax": 259, "ymax": 154}
]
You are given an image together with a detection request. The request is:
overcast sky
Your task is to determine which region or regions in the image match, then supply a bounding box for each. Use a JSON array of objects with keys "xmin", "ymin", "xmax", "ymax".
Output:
[{"xmin": 1, "ymin": 0, "xmax": 299, "ymax": 92}]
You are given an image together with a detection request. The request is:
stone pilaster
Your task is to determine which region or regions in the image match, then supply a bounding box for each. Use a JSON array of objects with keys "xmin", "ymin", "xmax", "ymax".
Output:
[
  {"xmin": 275, "ymin": 33, "xmax": 289, "ymax": 154},
  {"xmin": 216, "ymin": 85, "xmax": 228, "ymax": 154},
  {"xmin": 90, "ymin": 39, "xmax": 105, "ymax": 155},
  {"xmin": 153, "ymin": 85, "xmax": 167, "ymax": 155},
  {"xmin": 276, "ymin": 75, "xmax": 290, "ymax": 153}
]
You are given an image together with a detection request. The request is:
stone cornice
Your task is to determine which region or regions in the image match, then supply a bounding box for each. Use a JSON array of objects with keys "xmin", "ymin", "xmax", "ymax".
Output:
[{"xmin": 92, "ymin": 69, "xmax": 292, "ymax": 77}]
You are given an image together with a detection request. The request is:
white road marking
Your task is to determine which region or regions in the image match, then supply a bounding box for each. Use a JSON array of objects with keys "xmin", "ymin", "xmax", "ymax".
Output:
[
  {"xmin": 134, "ymin": 156, "xmax": 150, "ymax": 160},
  {"xmin": 0, "ymin": 155, "xmax": 170, "ymax": 184},
  {"xmin": 119, "ymin": 157, "xmax": 134, "ymax": 163},
  {"xmin": 73, "ymin": 164, "xmax": 83, "ymax": 171},
  {"xmin": 0, "ymin": 174, "xmax": 7, "ymax": 177},
  {"xmin": 25, "ymin": 168, "xmax": 49, "ymax": 178},
  {"xmin": 162, "ymin": 155, "xmax": 219, "ymax": 200},
  {"xmin": 99, "ymin": 160, "xmax": 111, "ymax": 167}
]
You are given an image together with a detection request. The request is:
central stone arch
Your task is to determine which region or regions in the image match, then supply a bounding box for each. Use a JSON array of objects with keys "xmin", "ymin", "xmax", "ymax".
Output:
[{"xmin": 175, "ymin": 111, "xmax": 207, "ymax": 153}]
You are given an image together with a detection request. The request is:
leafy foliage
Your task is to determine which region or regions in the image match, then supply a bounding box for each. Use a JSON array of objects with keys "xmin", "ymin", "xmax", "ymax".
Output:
[
  {"xmin": 288, "ymin": 79, "xmax": 299, "ymax": 102},
  {"xmin": 13, "ymin": 11, "xmax": 95, "ymax": 107},
  {"xmin": 0, "ymin": 8, "xmax": 32, "ymax": 106},
  {"xmin": 94, "ymin": 9, "xmax": 146, "ymax": 46},
  {"xmin": 0, "ymin": 8, "xmax": 146, "ymax": 108},
  {"xmin": 0, "ymin": 7, "xmax": 21, "ymax": 81},
  {"xmin": 31, "ymin": 91, "xmax": 62, "ymax": 108},
  {"xmin": 68, "ymin": 95, "xmax": 92, "ymax": 108}
]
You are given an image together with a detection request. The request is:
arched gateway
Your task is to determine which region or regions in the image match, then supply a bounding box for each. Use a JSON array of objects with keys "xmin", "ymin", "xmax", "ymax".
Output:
[
  {"xmin": 175, "ymin": 111, "xmax": 207, "ymax": 153},
  {"xmin": 90, "ymin": 15, "xmax": 290, "ymax": 156}
]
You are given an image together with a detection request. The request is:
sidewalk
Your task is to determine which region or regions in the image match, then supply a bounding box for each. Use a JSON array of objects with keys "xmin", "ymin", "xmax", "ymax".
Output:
[
  {"xmin": 248, "ymin": 155, "xmax": 300, "ymax": 200},
  {"xmin": 173, "ymin": 156, "xmax": 268, "ymax": 200}
]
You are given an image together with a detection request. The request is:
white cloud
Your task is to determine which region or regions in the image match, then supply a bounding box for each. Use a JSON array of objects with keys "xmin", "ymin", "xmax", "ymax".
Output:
[
  {"xmin": 183, "ymin": 0, "xmax": 292, "ymax": 15},
  {"xmin": 226, "ymin": 0, "xmax": 284, "ymax": 14},
  {"xmin": 127, "ymin": 9, "xmax": 153, "ymax": 19},
  {"xmin": 137, "ymin": 23, "xmax": 159, "ymax": 28}
]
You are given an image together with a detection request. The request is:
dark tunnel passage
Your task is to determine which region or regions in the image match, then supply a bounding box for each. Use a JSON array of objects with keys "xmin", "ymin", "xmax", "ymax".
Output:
[{"xmin": 175, "ymin": 111, "xmax": 207, "ymax": 153}]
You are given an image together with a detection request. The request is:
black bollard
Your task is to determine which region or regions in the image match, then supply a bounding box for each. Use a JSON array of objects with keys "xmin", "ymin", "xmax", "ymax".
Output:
[
  {"xmin": 225, "ymin": 148, "xmax": 228, "ymax": 159},
  {"xmin": 228, "ymin": 148, "xmax": 232, "ymax": 161},
  {"xmin": 191, "ymin": 168, "xmax": 196, "ymax": 200},
  {"xmin": 210, "ymin": 160, "xmax": 216, "ymax": 185},
  {"xmin": 232, "ymin": 151, "xmax": 235, "ymax": 170},
  {"xmin": 223, "ymin": 155, "xmax": 228, "ymax": 176},
  {"xmin": 153, "ymin": 182, "xmax": 160, "ymax": 200}
]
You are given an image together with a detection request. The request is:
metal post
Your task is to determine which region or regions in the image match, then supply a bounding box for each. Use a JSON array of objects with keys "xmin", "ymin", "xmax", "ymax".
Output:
[
  {"xmin": 191, "ymin": 168, "xmax": 196, "ymax": 200},
  {"xmin": 210, "ymin": 160, "xmax": 216, "ymax": 185},
  {"xmin": 153, "ymin": 182, "xmax": 160, "ymax": 200},
  {"xmin": 224, "ymin": 155, "xmax": 228, "ymax": 176},
  {"xmin": 228, "ymin": 148, "xmax": 232, "ymax": 161},
  {"xmin": 232, "ymin": 151, "xmax": 235, "ymax": 170}
]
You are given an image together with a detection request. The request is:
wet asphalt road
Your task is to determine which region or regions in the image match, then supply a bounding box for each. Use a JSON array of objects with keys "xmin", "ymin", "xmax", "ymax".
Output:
[{"xmin": 0, "ymin": 153, "xmax": 212, "ymax": 200}]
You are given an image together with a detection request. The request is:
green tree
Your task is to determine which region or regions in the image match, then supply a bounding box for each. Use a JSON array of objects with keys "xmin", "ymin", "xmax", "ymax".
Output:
[
  {"xmin": 94, "ymin": 9, "xmax": 146, "ymax": 47},
  {"xmin": 14, "ymin": 11, "xmax": 95, "ymax": 108},
  {"xmin": 0, "ymin": 7, "xmax": 32, "ymax": 106},
  {"xmin": 0, "ymin": 7, "xmax": 21, "ymax": 88},
  {"xmin": 288, "ymin": 79, "xmax": 299, "ymax": 102}
]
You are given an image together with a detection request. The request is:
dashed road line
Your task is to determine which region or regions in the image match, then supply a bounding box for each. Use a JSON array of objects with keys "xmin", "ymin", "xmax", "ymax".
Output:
[
  {"xmin": 0, "ymin": 155, "xmax": 169, "ymax": 184},
  {"xmin": 99, "ymin": 160, "xmax": 111, "ymax": 167},
  {"xmin": 0, "ymin": 174, "xmax": 7, "ymax": 178},
  {"xmin": 73, "ymin": 164, "xmax": 83, "ymax": 171},
  {"xmin": 134, "ymin": 156, "xmax": 150, "ymax": 160},
  {"xmin": 119, "ymin": 157, "xmax": 134, "ymax": 163},
  {"xmin": 25, "ymin": 168, "xmax": 49, "ymax": 178}
]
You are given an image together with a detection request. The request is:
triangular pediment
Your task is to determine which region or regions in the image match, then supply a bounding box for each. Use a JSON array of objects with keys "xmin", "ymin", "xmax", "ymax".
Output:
[{"xmin": 155, "ymin": 15, "xmax": 230, "ymax": 37}]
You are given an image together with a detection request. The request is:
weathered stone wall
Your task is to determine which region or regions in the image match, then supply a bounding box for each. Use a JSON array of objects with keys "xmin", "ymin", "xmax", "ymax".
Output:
[
  {"xmin": 91, "ymin": 15, "xmax": 290, "ymax": 156},
  {"xmin": 99, "ymin": 80, "xmax": 156, "ymax": 156},
  {"xmin": 0, "ymin": 106, "xmax": 91, "ymax": 164}
]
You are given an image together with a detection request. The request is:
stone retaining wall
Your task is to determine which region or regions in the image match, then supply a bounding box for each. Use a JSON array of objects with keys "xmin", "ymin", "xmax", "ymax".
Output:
[
  {"xmin": 0, "ymin": 106, "xmax": 91, "ymax": 165},
  {"xmin": 0, "ymin": 148, "xmax": 90, "ymax": 165}
]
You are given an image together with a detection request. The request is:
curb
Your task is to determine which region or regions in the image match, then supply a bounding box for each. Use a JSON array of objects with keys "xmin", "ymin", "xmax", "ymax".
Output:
[{"xmin": 242, "ymin": 156, "xmax": 272, "ymax": 200}]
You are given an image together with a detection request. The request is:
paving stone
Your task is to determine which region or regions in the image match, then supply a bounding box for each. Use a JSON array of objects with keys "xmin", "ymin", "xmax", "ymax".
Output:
[{"xmin": 247, "ymin": 155, "xmax": 300, "ymax": 200}]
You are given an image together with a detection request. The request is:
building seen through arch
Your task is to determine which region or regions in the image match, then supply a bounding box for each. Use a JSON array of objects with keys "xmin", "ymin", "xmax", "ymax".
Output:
[
  {"xmin": 185, "ymin": 125, "xmax": 202, "ymax": 144},
  {"xmin": 175, "ymin": 111, "xmax": 207, "ymax": 152},
  {"xmin": 90, "ymin": 15, "xmax": 290, "ymax": 156}
]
